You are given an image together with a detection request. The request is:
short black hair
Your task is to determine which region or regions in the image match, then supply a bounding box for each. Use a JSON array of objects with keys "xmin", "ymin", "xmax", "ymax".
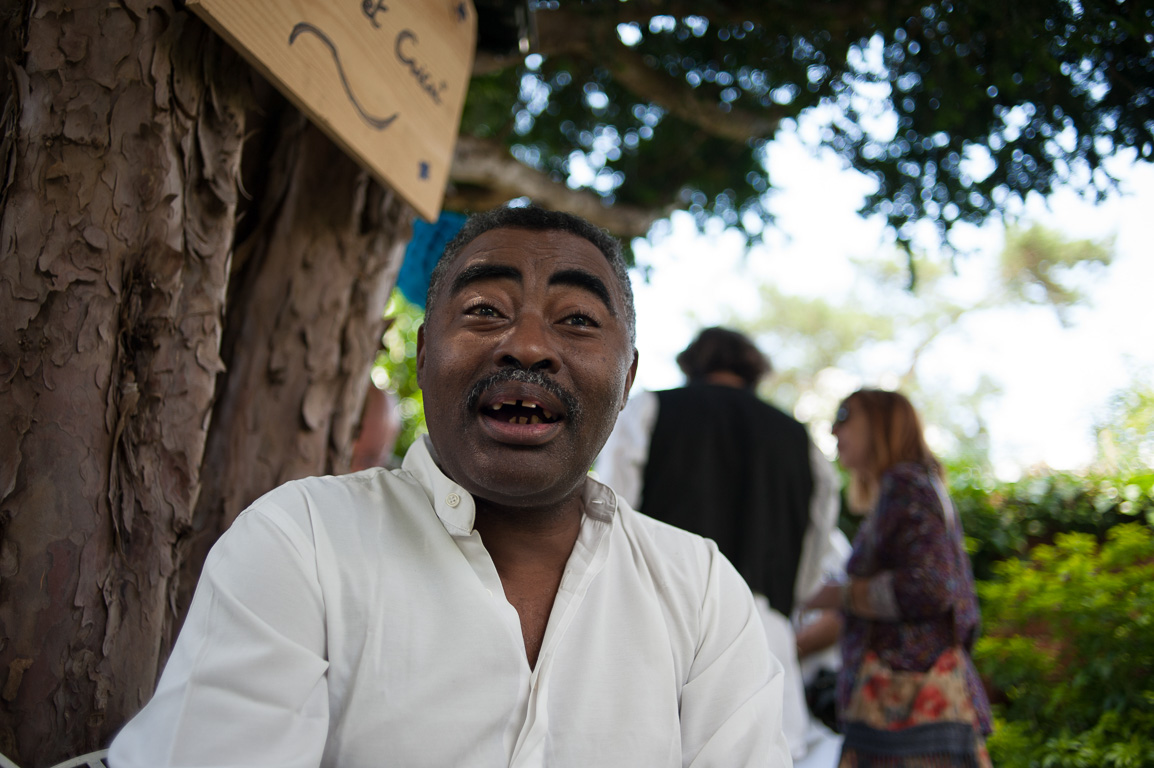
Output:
[
  {"xmin": 676, "ymin": 327, "xmax": 771, "ymax": 388},
  {"xmin": 424, "ymin": 205, "xmax": 636, "ymax": 343}
]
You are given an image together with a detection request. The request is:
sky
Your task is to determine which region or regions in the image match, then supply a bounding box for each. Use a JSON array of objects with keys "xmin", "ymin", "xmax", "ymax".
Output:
[{"xmin": 623, "ymin": 132, "xmax": 1154, "ymax": 480}]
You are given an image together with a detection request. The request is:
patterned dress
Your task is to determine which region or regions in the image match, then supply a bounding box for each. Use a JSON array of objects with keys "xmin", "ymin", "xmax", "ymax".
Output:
[{"xmin": 837, "ymin": 462, "xmax": 993, "ymax": 742}]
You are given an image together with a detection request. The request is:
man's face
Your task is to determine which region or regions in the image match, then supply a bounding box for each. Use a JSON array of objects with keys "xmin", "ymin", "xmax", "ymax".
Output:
[{"xmin": 417, "ymin": 227, "xmax": 637, "ymax": 509}]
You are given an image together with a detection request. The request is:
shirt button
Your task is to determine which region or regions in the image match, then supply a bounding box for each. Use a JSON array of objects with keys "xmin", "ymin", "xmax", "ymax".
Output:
[{"xmin": 446, "ymin": 493, "xmax": 461, "ymax": 507}]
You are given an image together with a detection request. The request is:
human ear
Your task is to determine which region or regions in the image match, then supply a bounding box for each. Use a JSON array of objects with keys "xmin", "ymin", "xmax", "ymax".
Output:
[
  {"xmin": 619, "ymin": 349, "xmax": 639, "ymax": 410},
  {"xmin": 415, "ymin": 323, "xmax": 427, "ymax": 388}
]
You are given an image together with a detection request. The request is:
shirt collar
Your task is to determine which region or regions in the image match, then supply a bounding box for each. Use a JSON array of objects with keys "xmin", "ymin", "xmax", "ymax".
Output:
[
  {"xmin": 401, "ymin": 436, "xmax": 476, "ymax": 535},
  {"xmin": 579, "ymin": 473, "xmax": 617, "ymax": 524},
  {"xmin": 400, "ymin": 435, "xmax": 619, "ymax": 534}
]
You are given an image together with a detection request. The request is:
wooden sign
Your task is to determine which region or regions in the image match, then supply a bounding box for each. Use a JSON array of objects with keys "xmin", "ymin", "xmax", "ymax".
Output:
[{"xmin": 187, "ymin": 0, "xmax": 476, "ymax": 222}]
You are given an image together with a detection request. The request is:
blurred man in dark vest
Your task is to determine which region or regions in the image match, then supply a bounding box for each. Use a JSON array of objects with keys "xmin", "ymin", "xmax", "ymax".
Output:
[{"xmin": 596, "ymin": 326, "xmax": 840, "ymax": 761}]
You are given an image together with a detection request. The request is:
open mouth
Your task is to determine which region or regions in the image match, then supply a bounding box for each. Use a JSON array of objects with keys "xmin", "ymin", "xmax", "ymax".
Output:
[{"xmin": 481, "ymin": 399, "xmax": 563, "ymax": 425}]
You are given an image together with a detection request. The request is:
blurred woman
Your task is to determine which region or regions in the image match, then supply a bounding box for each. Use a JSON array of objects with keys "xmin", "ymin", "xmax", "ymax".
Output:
[{"xmin": 808, "ymin": 389, "xmax": 992, "ymax": 767}]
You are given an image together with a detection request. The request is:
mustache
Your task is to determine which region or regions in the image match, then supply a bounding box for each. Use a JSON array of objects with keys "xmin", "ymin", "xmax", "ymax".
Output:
[{"xmin": 465, "ymin": 367, "xmax": 582, "ymax": 425}]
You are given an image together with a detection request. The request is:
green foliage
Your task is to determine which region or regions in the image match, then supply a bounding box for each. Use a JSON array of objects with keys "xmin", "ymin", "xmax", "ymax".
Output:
[
  {"xmin": 468, "ymin": 2, "xmax": 1154, "ymax": 251},
  {"xmin": 730, "ymin": 222, "xmax": 1112, "ymax": 474},
  {"xmin": 974, "ymin": 524, "xmax": 1154, "ymax": 768},
  {"xmin": 372, "ymin": 291, "xmax": 427, "ymax": 461},
  {"xmin": 829, "ymin": 1, "xmax": 1154, "ymax": 248},
  {"xmin": 1094, "ymin": 373, "xmax": 1154, "ymax": 475},
  {"xmin": 952, "ymin": 469, "xmax": 1154, "ymax": 581},
  {"xmin": 743, "ymin": 284, "xmax": 895, "ymax": 408},
  {"xmin": 999, "ymin": 224, "xmax": 1114, "ymax": 325}
]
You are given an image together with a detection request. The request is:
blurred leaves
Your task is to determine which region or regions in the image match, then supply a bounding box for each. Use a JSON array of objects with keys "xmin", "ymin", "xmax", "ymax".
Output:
[
  {"xmin": 1094, "ymin": 372, "xmax": 1154, "ymax": 475},
  {"xmin": 999, "ymin": 224, "xmax": 1113, "ymax": 323},
  {"xmin": 457, "ymin": 1, "xmax": 1154, "ymax": 256},
  {"xmin": 371, "ymin": 291, "xmax": 426, "ymax": 461},
  {"xmin": 974, "ymin": 523, "xmax": 1154, "ymax": 767},
  {"xmin": 721, "ymin": 222, "xmax": 1109, "ymax": 472},
  {"xmin": 954, "ymin": 469, "xmax": 1154, "ymax": 581}
]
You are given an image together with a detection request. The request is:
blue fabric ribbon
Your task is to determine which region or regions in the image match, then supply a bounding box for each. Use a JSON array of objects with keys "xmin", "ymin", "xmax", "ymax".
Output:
[{"xmin": 398, "ymin": 211, "xmax": 467, "ymax": 308}]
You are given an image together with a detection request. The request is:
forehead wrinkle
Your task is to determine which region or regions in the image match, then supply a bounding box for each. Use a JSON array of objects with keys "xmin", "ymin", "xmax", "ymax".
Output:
[
  {"xmin": 548, "ymin": 268, "xmax": 617, "ymax": 317},
  {"xmin": 448, "ymin": 262, "xmax": 522, "ymax": 299}
]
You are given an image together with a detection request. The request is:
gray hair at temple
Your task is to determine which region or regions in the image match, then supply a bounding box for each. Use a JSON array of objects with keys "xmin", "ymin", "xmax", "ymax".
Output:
[
  {"xmin": 424, "ymin": 205, "xmax": 636, "ymax": 344},
  {"xmin": 676, "ymin": 327, "xmax": 771, "ymax": 389}
]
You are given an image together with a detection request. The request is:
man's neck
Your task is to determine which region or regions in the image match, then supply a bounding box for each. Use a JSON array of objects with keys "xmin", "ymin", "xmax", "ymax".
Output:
[
  {"xmin": 473, "ymin": 496, "xmax": 584, "ymax": 669},
  {"xmin": 472, "ymin": 497, "xmax": 584, "ymax": 560},
  {"xmin": 702, "ymin": 370, "xmax": 749, "ymax": 389}
]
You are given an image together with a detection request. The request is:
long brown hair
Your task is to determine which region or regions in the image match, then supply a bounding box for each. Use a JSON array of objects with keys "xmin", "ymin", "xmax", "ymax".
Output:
[{"xmin": 840, "ymin": 389, "xmax": 942, "ymax": 513}]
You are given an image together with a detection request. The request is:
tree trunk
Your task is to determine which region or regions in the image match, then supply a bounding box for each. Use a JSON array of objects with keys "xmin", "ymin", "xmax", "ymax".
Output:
[
  {"xmin": 172, "ymin": 98, "xmax": 411, "ymax": 653},
  {"xmin": 0, "ymin": 2, "xmax": 411, "ymax": 763}
]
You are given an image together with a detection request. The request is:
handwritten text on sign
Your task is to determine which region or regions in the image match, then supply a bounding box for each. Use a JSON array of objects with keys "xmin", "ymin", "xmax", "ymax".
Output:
[{"xmin": 187, "ymin": 0, "xmax": 475, "ymax": 221}]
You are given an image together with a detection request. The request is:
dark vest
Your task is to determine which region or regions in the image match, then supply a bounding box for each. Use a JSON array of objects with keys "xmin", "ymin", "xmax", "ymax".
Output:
[{"xmin": 641, "ymin": 384, "xmax": 814, "ymax": 615}]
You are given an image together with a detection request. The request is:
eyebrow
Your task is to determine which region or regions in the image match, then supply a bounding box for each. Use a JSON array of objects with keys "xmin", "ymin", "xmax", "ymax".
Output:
[
  {"xmin": 448, "ymin": 263, "xmax": 617, "ymax": 317},
  {"xmin": 549, "ymin": 269, "xmax": 617, "ymax": 317},
  {"xmin": 448, "ymin": 263, "xmax": 522, "ymax": 298}
]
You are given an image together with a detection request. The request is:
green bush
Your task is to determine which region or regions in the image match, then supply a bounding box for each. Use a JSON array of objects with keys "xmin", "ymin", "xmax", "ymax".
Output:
[
  {"xmin": 951, "ymin": 470, "xmax": 1154, "ymax": 581},
  {"xmin": 373, "ymin": 290, "xmax": 427, "ymax": 461},
  {"xmin": 974, "ymin": 523, "xmax": 1154, "ymax": 768}
]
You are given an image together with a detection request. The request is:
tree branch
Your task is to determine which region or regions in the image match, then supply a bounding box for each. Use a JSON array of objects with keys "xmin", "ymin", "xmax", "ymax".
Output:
[
  {"xmin": 607, "ymin": 44, "xmax": 784, "ymax": 141},
  {"xmin": 447, "ymin": 135, "xmax": 671, "ymax": 238},
  {"xmin": 532, "ymin": 7, "xmax": 785, "ymax": 142}
]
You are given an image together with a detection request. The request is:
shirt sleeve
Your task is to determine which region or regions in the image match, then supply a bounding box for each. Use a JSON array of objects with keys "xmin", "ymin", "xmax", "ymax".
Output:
[
  {"xmin": 679, "ymin": 546, "xmax": 794, "ymax": 767},
  {"xmin": 859, "ymin": 470, "xmax": 958, "ymax": 622},
  {"xmin": 593, "ymin": 390, "xmax": 659, "ymax": 510},
  {"xmin": 792, "ymin": 438, "xmax": 840, "ymax": 607},
  {"xmin": 108, "ymin": 503, "xmax": 330, "ymax": 768}
]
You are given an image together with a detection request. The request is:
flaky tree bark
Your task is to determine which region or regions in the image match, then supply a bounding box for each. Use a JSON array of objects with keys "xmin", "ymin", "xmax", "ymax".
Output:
[
  {"xmin": 0, "ymin": 5, "xmax": 242, "ymax": 761},
  {"xmin": 173, "ymin": 107, "xmax": 410, "ymax": 645},
  {"xmin": 0, "ymin": 2, "xmax": 410, "ymax": 763}
]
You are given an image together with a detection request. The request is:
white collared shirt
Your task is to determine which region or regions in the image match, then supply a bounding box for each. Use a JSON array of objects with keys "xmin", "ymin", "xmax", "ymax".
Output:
[{"xmin": 109, "ymin": 436, "xmax": 791, "ymax": 767}]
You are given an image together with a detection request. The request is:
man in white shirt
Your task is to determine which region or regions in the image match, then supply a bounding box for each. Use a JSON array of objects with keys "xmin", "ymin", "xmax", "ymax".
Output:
[{"xmin": 109, "ymin": 206, "xmax": 792, "ymax": 767}]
